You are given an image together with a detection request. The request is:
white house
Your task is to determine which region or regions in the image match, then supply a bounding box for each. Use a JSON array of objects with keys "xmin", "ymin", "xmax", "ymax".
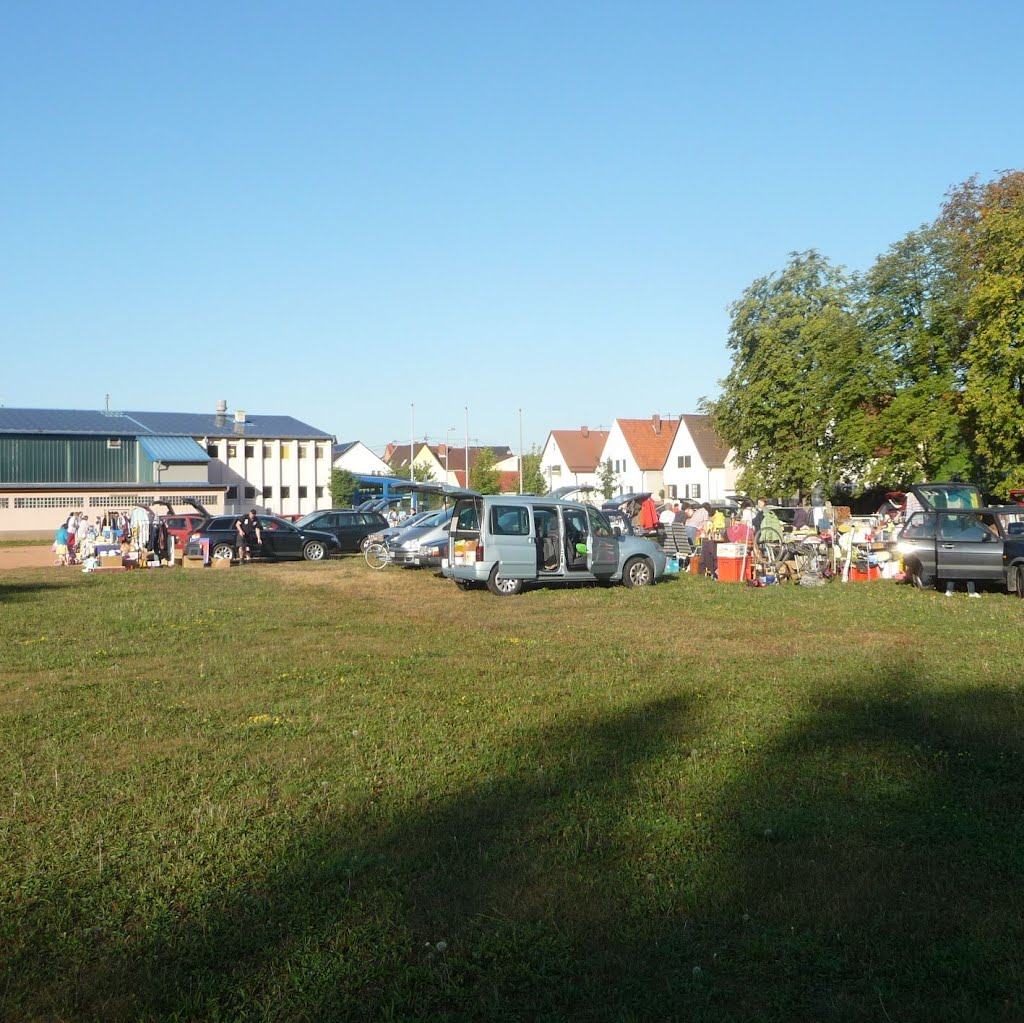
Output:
[
  {"xmin": 597, "ymin": 415, "xmax": 680, "ymax": 497},
  {"xmin": 332, "ymin": 441, "xmax": 391, "ymax": 477},
  {"xmin": 662, "ymin": 414, "xmax": 738, "ymax": 502},
  {"xmin": 539, "ymin": 427, "xmax": 610, "ymax": 492}
]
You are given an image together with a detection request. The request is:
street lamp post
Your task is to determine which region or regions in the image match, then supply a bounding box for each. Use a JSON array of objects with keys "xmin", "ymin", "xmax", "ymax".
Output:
[{"xmin": 444, "ymin": 425, "xmax": 456, "ymax": 484}]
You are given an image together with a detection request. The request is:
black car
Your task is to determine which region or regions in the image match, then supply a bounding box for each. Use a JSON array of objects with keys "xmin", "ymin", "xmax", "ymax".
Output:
[
  {"xmin": 293, "ymin": 509, "xmax": 389, "ymax": 553},
  {"xmin": 187, "ymin": 514, "xmax": 342, "ymax": 562}
]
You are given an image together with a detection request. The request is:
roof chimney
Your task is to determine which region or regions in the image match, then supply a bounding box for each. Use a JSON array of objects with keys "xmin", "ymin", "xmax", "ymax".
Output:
[
  {"xmin": 234, "ymin": 409, "xmax": 246, "ymax": 424},
  {"xmin": 652, "ymin": 414, "xmax": 662, "ymax": 435},
  {"xmin": 216, "ymin": 399, "xmax": 228, "ymax": 415},
  {"xmin": 581, "ymin": 425, "xmax": 589, "ymax": 438}
]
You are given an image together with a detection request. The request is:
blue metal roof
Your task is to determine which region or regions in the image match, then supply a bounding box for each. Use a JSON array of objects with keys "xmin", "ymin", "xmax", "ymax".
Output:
[
  {"xmin": 0, "ymin": 407, "xmax": 333, "ymax": 440},
  {"xmin": 138, "ymin": 436, "xmax": 210, "ymax": 463}
]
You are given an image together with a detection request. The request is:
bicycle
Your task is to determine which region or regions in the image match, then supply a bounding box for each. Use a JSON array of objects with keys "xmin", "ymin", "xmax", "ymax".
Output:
[{"xmin": 363, "ymin": 541, "xmax": 393, "ymax": 570}]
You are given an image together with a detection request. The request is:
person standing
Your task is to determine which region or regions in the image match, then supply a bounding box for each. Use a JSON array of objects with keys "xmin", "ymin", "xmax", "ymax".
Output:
[
  {"xmin": 54, "ymin": 520, "xmax": 70, "ymax": 566},
  {"xmin": 235, "ymin": 509, "xmax": 262, "ymax": 562}
]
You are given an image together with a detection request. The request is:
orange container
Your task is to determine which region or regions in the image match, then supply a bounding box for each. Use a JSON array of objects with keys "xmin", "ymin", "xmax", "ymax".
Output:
[
  {"xmin": 717, "ymin": 554, "xmax": 752, "ymax": 583},
  {"xmin": 849, "ymin": 564, "xmax": 881, "ymax": 581}
]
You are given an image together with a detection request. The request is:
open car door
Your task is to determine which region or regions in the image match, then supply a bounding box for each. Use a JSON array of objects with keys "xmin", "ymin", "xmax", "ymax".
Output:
[{"xmin": 585, "ymin": 506, "xmax": 618, "ymax": 578}]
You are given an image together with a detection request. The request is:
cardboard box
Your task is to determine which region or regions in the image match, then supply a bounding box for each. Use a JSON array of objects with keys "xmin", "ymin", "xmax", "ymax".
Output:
[
  {"xmin": 212, "ymin": 558, "xmax": 232, "ymax": 570},
  {"xmin": 183, "ymin": 557, "xmax": 206, "ymax": 570}
]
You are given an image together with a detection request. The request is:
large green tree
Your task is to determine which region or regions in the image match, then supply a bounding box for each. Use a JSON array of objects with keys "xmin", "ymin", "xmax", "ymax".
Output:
[
  {"xmin": 852, "ymin": 223, "xmax": 971, "ymax": 485},
  {"xmin": 704, "ymin": 250, "xmax": 865, "ymax": 497},
  {"xmin": 941, "ymin": 171, "xmax": 1024, "ymax": 496},
  {"xmin": 468, "ymin": 447, "xmax": 502, "ymax": 494}
]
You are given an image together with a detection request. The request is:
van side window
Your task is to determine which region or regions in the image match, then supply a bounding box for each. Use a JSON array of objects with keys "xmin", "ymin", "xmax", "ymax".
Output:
[
  {"xmin": 490, "ymin": 505, "xmax": 530, "ymax": 536},
  {"xmin": 586, "ymin": 506, "xmax": 614, "ymax": 538}
]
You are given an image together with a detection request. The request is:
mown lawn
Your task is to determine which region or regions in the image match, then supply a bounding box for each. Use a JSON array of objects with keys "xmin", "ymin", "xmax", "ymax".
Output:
[{"xmin": 1, "ymin": 561, "xmax": 1022, "ymax": 1022}]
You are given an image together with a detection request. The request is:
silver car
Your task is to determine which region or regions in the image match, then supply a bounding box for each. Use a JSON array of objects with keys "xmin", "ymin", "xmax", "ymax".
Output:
[
  {"xmin": 387, "ymin": 507, "xmax": 455, "ymax": 567},
  {"xmin": 443, "ymin": 494, "xmax": 667, "ymax": 595}
]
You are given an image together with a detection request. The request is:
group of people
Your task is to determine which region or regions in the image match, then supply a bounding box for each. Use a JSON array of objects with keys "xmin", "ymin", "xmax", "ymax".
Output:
[{"xmin": 52, "ymin": 507, "xmax": 172, "ymax": 569}]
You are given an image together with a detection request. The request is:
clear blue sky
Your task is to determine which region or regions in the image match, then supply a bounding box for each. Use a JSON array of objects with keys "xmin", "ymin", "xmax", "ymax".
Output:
[{"xmin": 3, "ymin": 1, "xmax": 1022, "ymax": 453}]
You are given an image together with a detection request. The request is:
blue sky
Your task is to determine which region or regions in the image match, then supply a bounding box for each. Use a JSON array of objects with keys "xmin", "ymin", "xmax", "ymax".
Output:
[{"xmin": 3, "ymin": 1, "xmax": 1022, "ymax": 453}]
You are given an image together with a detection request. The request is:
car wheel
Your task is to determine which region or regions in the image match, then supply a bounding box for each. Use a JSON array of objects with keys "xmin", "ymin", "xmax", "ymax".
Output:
[
  {"xmin": 211, "ymin": 543, "xmax": 235, "ymax": 561},
  {"xmin": 487, "ymin": 564, "xmax": 523, "ymax": 596},
  {"xmin": 623, "ymin": 556, "xmax": 654, "ymax": 588},
  {"xmin": 907, "ymin": 560, "xmax": 933, "ymax": 590},
  {"xmin": 359, "ymin": 536, "xmax": 372, "ymax": 553},
  {"xmin": 1015, "ymin": 565, "xmax": 1024, "ymax": 598},
  {"xmin": 303, "ymin": 541, "xmax": 327, "ymax": 562}
]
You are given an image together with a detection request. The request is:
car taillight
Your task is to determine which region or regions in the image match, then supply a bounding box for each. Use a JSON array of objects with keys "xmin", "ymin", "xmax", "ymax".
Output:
[{"xmin": 475, "ymin": 541, "xmax": 484, "ymax": 562}]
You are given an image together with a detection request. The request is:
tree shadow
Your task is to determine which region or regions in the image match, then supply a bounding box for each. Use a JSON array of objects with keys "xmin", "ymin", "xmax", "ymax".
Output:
[
  {"xmin": 8, "ymin": 673, "xmax": 1024, "ymax": 1021},
  {"xmin": 0, "ymin": 581, "xmax": 67, "ymax": 603}
]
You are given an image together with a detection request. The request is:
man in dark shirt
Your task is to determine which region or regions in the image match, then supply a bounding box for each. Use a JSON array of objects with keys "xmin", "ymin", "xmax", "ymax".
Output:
[{"xmin": 235, "ymin": 510, "xmax": 262, "ymax": 562}]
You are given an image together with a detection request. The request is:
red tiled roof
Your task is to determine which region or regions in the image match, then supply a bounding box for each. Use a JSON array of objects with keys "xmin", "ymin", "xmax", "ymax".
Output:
[
  {"xmin": 616, "ymin": 417, "xmax": 680, "ymax": 470},
  {"xmin": 549, "ymin": 428, "xmax": 610, "ymax": 472}
]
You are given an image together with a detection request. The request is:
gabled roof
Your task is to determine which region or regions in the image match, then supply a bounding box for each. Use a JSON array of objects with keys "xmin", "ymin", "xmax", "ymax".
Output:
[
  {"xmin": 332, "ymin": 441, "xmax": 357, "ymax": 459},
  {"xmin": 616, "ymin": 417, "xmax": 680, "ymax": 470},
  {"xmin": 442, "ymin": 446, "xmax": 514, "ymax": 472},
  {"xmin": 680, "ymin": 414, "xmax": 730, "ymax": 468},
  {"xmin": 0, "ymin": 407, "xmax": 332, "ymax": 440},
  {"xmin": 548, "ymin": 428, "xmax": 610, "ymax": 472}
]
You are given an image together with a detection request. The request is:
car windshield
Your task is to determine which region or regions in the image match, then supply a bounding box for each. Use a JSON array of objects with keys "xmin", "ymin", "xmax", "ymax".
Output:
[{"xmin": 294, "ymin": 512, "xmax": 323, "ymax": 528}]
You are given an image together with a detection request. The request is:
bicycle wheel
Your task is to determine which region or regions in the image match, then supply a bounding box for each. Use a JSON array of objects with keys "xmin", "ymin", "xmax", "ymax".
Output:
[
  {"xmin": 756, "ymin": 527, "xmax": 784, "ymax": 567},
  {"xmin": 364, "ymin": 542, "xmax": 390, "ymax": 570}
]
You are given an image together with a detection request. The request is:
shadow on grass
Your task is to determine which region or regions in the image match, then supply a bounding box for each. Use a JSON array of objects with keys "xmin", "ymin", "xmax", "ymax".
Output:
[
  {"xmin": 9, "ymin": 677, "xmax": 1024, "ymax": 1021},
  {"xmin": 0, "ymin": 581, "xmax": 68, "ymax": 603}
]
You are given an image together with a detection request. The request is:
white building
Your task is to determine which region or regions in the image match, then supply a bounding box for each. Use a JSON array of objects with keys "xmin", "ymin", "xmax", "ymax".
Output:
[
  {"xmin": 539, "ymin": 427, "xmax": 610, "ymax": 492},
  {"xmin": 332, "ymin": 441, "xmax": 391, "ymax": 477},
  {"xmin": 661, "ymin": 414, "xmax": 738, "ymax": 502},
  {"xmin": 597, "ymin": 415, "xmax": 680, "ymax": 497}
]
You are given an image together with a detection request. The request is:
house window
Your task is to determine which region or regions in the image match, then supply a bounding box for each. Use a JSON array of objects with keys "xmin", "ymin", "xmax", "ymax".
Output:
[
  {"xmin": 263, "ymin": 445, "xmax": 272, "ymax": 458},
  {"xmin": 280, "ymin": 486, "xmax": 291, "ymax": 499},
  {"xmin": 667, "ymin": 485, "xmax": 677, "ymax": 499},
  {"xmin": 315, "ymin": 486, "xmax": 324, "ymax": 498},
  {"xmin": 297, "ymin": 447, "xmax": 306, "ymax": 459},
  {"xmin": 244, "ymin": 487, "xmax": 256, "ymax": 499},
  {"xmin": 677, "ymin": 455, "xmax": 691, "ymax": 469},
  {"xmin": 106, "ymin": 438, "xmax": 122, "ymax": 450},
  {"xmin": 281, "ymin": 447, "xmax": 290, "ymax": 459},
  {"xmin": 244, "ymin": 445, "xmax": 254, "ymax": 458},
  {"xmin": 262, "ymin": 487, "xmax": 273, "ymax": 498},
  {"xmin": 225, "ymin": 486, "xmax": 238, "ymax": 499},
  {"xmin": 685, "ymin": 484, "xmax": 701, "ymax": 499},
  {"xmin": 207, "ymin": 444, "xmax": 218, "ymax": 457},
  {"xmin": 227, "ymin": 444, "xmax": 237, "ymax": 458},
  {"xmin": 550, "ymin": 464, "xmax": 562, "ymax": 476}
]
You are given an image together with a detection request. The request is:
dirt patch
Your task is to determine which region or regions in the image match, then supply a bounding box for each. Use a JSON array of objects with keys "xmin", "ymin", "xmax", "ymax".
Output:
[{"xmin": 0, "ymin": 546, "xmax": 60, "ymax": 571}]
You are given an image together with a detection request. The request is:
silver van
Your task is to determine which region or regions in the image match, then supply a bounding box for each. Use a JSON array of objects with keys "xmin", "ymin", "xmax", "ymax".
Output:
[{"xmin": 442, "ymin": 494, "xmax": 667, "ymax": 595}]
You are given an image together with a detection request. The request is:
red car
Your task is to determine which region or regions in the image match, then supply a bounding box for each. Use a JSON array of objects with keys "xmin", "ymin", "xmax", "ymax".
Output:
[{"xmin": 152, "ymin": 499, "xmax": 211, "ymax": 555}]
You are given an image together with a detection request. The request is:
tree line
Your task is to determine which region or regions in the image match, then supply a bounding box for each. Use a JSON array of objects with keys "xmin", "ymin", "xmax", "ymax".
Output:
[{"xmin": 704, "ymin": 170, "xmax": 1024, "ymax": 501}]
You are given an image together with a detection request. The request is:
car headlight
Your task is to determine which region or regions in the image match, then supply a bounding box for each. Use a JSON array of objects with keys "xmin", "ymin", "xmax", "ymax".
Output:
[{"xmin": 399, "ymin": 540, "xmax": 420, "ymax": 551}]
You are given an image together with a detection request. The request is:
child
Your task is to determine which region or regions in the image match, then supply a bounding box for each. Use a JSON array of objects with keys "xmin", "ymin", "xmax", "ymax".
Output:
[{"xmin": 54, "ymin": 521, "xmax": 70, "ymax": 566}]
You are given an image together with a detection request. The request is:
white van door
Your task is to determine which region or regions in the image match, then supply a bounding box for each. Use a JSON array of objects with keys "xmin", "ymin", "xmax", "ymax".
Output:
[
  {"xmin": 486, "ymin": 501, "xmax": 538, "ymax": 581},
  {"xmin": 586, "ymin": 505, "xmax": 619, "ymax": 579}
]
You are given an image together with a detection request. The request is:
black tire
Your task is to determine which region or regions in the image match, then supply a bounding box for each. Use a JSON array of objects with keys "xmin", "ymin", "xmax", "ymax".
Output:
[
  {"xmin": 487, "ymin": 563, "xmax": 523, "ymax": 596},
  {"xmin": 303, "ymin": 541, "xmax": 327, "ymax": 562},
  {"xmin": 756, "ymin": 527, "xmax": 784, "ymax": 566},
  {"xmin": 1014, "ymin": 565, "xmax": 1024, "ymax": 598},
  {"xmin": 623, "ymin": 556, "xmax": 654, "ymax": 588},
  {"xmin": 907, "ymin": 560, "xmax": 933, "ymax": 590},
  {"xmin": 359, "ymin": 536, "xmax": 372, "ymax": 553},
  {"xmin": 211, "ymin": 542, "xmax": 235, "ymax": 561}
]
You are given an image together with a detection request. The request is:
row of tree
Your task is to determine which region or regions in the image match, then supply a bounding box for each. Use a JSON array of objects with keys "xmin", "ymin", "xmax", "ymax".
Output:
[{"xmin": 704, "ymin": 170, "xmax": 1024, "ymax": 500}]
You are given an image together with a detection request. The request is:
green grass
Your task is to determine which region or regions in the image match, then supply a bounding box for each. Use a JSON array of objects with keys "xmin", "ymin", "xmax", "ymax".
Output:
[{"xmin": 1, "ymin": 562, "xmax": 1022, "ymax": 1022}]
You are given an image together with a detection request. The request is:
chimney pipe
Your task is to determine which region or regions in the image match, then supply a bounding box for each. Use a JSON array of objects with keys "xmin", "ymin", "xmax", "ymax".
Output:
[
  {"xmin": 216, "ymin": 399, "xmax": 228, "ymax": 415},
  {"xmin": 234, "ymin": 409, "xmax": 246, "ymax": 423},
  {"xmin": 652, "ymin": 414, "xmax": 661, "ymax": 435},
  {"xmin": 581, "ymin": 425, "xmax": 589, "ymax": 438}
]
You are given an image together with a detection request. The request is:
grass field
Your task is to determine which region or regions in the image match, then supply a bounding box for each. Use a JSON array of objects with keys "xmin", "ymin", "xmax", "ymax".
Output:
[{"xmin": 1, "ymin": 560, "xmax": 1022, "ymax": 1022}]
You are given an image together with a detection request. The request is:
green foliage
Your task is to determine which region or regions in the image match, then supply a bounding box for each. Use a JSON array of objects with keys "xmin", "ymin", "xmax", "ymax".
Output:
[
  {"xmin": 705, "ymin": 250, "xmax": 865, "ymax": 497},
  {"xmin": 520, "ymin": 448, "xmax": 547, "ymax": 495},
  {"xmin": 329, "ymin": 468, "xmax": 358, "ymax": 507},
  {"xmin": 468, "ymin": 446, "xmax": 502, "ymax": 493},
  {"xmin": 852, "ymin": 224, "xmax": 972, "ymax": 485},
  {"xmin": 943, "ymin": 171, "xmax": 1024, "ymax": 497},
  {"xmin": 596, "ymin": 458, "xmax": 618, "ymax": 499},
  {"xmin": 386, "ymin": 457, "xmax": 436, "ymax": 484}
]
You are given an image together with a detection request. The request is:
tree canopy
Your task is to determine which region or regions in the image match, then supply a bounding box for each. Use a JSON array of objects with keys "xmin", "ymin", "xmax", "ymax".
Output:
[
  {"xmin": 468, "ymin": 447, "xmax": 502, "ymax": 494},
  {"xmin": 707, "ymin": 170, "xmax": 1024, "ymax": 499}
]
